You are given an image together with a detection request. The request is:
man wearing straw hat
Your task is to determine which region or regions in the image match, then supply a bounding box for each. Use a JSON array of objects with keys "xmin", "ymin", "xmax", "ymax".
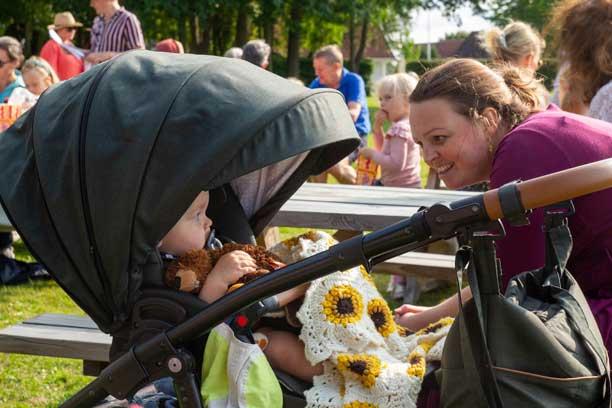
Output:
[{"xmin": 40, "ymin": 12, "xmax": 84, "ymax": 80}]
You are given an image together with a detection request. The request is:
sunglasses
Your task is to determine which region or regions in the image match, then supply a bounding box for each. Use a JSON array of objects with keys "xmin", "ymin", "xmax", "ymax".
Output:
[{"xmin": 60, "ymin": 27, "xmax": 77, "ymax": 32}]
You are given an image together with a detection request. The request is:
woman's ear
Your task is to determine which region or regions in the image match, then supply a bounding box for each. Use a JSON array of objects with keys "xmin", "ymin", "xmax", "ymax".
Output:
[{"xmin": 481, "ymin": 107, "xmax": 500, "ymax": 130}]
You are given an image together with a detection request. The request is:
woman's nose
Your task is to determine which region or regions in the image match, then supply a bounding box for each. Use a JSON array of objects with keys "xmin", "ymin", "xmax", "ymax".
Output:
[{"xmin": 421, "ymin": 145, "xmax": 437, "ymax": 164}]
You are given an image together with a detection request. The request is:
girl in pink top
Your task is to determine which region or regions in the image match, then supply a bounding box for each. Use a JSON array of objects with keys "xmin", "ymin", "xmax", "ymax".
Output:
[{"xmin": 359, "ymin": 72, "xmax": 421, "ymax": 188}]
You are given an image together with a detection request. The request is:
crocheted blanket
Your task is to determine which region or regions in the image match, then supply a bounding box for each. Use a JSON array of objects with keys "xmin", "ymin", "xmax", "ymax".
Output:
[{"xmin": 270, "ymin": 231, "xmax": 453, "ymax": 408}]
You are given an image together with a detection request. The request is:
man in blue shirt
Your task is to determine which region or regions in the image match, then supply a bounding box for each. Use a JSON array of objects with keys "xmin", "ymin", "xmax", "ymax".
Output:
[{"xmin": 309, "ymin": 45, "xmax": 371, "ymax": 184}]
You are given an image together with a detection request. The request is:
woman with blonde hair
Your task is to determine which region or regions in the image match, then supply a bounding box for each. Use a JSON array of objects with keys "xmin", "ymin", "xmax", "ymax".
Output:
[
  {"xmin": 484, "ymin": 21, "xmax": 545, "ymax": 73},
  {"xmin": 546, "ymin": 0, "xmax": 612, "ymax": 121},
  {"xmin": 483, "ymin": 21, "xmax": 548, "ymax": 107}
]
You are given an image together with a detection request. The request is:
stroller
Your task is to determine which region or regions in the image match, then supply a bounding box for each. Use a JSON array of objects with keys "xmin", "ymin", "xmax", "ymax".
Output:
[{"xmin": 1, "ymin": 51, "xmax": 611, "ymax": 407}]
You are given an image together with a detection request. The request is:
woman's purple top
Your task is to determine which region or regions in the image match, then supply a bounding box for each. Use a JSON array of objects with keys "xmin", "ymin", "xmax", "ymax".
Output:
[{"xmin": 490, "ymin": 104, "xmax": 612, "ymax": 352}]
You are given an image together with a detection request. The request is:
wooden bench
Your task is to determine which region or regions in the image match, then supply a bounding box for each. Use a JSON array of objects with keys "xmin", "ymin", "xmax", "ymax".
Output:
[{"xmin": 0, "ymin": 313, "xmax": 111, "ymax": 375}]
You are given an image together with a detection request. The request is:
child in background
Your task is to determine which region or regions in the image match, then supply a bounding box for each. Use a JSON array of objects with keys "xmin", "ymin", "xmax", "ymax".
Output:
[
  {"xmin": 160, "ymin": 191, "xmax": 320, "ymax": 381},
  {"xmin": 359, "ymin": 72, "xmax": 421, "ymax": 188},
  {"xmin": 8, "ymin": 56, "xmax": 59, "ymax": 111},
  {"xmin": 359, "ymin": 72, "xmax": 422, "ymax": 301}
]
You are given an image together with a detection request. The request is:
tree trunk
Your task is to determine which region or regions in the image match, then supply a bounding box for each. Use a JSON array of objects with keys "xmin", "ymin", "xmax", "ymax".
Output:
[
  {"xmin": 286, "ymin": 0, "xmax": 303, "ymax": 77},
  {"xmin": 189, "ymin": 14, "xmax": 201, "ymax": 53},
  {"xmin": 25, "ymin": 18, "xmax": 33, "ymax": 56},
  {"xmin": 263, "ymin": 18, "xmax": 275, "ymax": 69},
  {"xmin": 348, "ymin": 14, "xmax": 356, "ymax": 72},
  {"xmin": 354, "ymin": 13, "xmax": 370, "ymax": 73},
  {"xmin": 201, "ymin": 19, "xmax": 211, "ymax": 55},
  {"xmin": 234, "ymin": 1, "xmax": 250, "ymax": 47},
  {"xmin": 178, "ymin": 15, "xmax": 187, "ymax": 50}
]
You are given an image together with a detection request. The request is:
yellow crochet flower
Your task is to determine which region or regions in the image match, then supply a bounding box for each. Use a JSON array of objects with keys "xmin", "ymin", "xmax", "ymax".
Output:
[
  {"xmin": 419, "ymin": 340, "xmax": 434, "ymax": 354},
  {"xmin": 282, "ymin": 230, "xmax": 320, "ymax": 250},
  {"xmin": 396, "ymin": 325, "xmax": 412, "ymax": 337},
  {"xmin": 367, "ymin": 298, "xmax": 396, "ymax": 337},
  {"xmin": 322, "ymin": 285, "xmax": 363, "ymax": 326},
  {"xmin": 415, "ymin": 316, "xmax": 454, "ymax": 336},
  {"xmin": 337, "ymin": 353, "xmax": 382, "ymax": 388},
  {"xmin": 407, "ymin": 350, "xmax": 426, "ymax": 379},
  {"xmin": 343, "ymin": 402, "xmax": 378, "ymax": 408}
]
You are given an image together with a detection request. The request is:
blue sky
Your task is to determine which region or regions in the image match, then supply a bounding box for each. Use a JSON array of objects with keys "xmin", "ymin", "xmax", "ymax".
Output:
[{"xmin": 409, "ymin": 5, "xmax": 493, "ymax": 44}]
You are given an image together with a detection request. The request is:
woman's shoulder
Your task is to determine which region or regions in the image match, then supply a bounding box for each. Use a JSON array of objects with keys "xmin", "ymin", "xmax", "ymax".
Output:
[{"xmin": 588, "ymin": 81, "xmax": 612, "ymax": 123}]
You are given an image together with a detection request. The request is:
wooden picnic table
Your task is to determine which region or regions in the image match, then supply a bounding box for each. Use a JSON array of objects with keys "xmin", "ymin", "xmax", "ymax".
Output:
[{"xmin": 269, "ymin": 183, "xmax": 477, "ymax": 231}]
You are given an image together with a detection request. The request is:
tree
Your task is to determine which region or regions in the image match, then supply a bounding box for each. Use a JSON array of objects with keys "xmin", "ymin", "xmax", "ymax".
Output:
[{"xmin": 422, "ymin": 0, "xmax": 560, "ymax": 30}]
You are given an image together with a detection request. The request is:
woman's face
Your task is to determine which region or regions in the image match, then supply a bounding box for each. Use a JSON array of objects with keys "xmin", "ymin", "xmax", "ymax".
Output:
[
  {"xmin": 57, "ymin": 27, "xmax": 76, "ymax": 42},
  {"xmin": 0, "ymin": 48, "xmax": 18, "ymax": 83},
  {"xmin": 410, "ymin": 98, "xmax": 493, "ymax": 189}
]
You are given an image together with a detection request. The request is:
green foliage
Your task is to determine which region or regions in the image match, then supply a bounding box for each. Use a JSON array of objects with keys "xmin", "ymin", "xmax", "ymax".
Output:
[
  {"xmin": 404, "ymin": 57, "xmax": 559, "ymax": 90},
  {"xmin": 444, "ymin": 31, "xmax": 470, "ymax": 40}
]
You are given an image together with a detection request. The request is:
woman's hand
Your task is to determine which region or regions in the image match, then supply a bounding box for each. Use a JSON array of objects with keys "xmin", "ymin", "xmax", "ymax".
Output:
[
  {"xmin": 394, "ymin": 304, "xmax": 432, "ymax": 332},
  {"xmin": 199, "ymin": 250, "xmax": 257, "ymax": 302},
  {"xmin": 359, "ymin": 147, "xmax": 376, "ymax": 159}
]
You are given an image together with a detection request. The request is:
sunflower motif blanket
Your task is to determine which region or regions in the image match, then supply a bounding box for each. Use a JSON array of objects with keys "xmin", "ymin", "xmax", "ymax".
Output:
[{"xmin": 271, "ymin": 231, "xmax": 453, "ymax": 408}]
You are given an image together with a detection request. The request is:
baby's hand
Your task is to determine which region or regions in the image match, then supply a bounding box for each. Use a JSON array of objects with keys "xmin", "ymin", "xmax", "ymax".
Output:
[{"xmin": 199, "ymin": 251, "xmax": 257, "ymax": 303}]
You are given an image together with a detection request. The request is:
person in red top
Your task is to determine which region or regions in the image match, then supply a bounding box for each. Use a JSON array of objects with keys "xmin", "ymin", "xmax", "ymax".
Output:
[{"xmin": 40, "ymin": 12, "xmax": 84, "ymax": 80}]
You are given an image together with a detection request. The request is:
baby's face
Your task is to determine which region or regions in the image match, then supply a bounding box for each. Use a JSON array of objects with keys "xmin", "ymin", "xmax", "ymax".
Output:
[{"xmin": 159, "ymin": 191, "xmax": 212, "ymax": 256}]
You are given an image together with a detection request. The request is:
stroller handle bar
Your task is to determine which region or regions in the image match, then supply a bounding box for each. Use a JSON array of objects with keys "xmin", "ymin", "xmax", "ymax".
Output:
[
  {"xmin": 484, "ymin": 158, "xmax": 612, "ymax": 221},
  {"xmin": 61, "ymin": 158, "xmax": 612, "ymax": 408}
]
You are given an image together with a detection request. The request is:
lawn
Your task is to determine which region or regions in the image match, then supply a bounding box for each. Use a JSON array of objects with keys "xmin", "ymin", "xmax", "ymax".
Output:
[{"xmin": 0, "ymin": 97, "xmax": 449, "ymax": 406}]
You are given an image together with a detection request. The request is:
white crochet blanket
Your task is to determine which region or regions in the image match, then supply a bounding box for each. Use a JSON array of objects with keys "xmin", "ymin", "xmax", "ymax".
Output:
[{"xmin": 270, "ymin": 231, "xmax": 453, "ymax": 408}]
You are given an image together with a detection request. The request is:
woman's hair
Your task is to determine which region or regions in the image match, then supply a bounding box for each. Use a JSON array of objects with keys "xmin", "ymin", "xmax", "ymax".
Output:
[
  {"xmin": 377, "ymin": 72, "xmax": 419, "ymax": 100},
  {"xmin": 483, "ymin": 22, "xmax": 544, "ymax": 65},
  {"xmin": 546, "ymin": 0, "xmax": 612, "ymax": 107},
  {"xmin": 410, "ymin": 58, "xmax": 542, "ymax": 130},
  {"xmin": 0, "ymin": 36, "xmax": 24, "ymax": 66},
  {"xmin": 22, "ymin": 56, "xmax": 60, "ymax": 84}
]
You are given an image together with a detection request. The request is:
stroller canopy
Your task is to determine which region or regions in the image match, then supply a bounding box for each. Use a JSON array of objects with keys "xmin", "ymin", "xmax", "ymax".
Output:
[{"xmin": 0, "ymin": 51, "xmax": 359, "ymax": 333}]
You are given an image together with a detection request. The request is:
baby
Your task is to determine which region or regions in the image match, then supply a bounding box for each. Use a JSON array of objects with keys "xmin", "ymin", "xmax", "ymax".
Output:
[{"xmin": 159, "ymin": 191, "xmax": 322, "ymax": 381}]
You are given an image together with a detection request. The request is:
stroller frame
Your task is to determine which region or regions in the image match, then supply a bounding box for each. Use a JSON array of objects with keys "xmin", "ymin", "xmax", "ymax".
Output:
[{"xmin": 63, "ymin": 189, "xmax": 496, "ymax": 407}]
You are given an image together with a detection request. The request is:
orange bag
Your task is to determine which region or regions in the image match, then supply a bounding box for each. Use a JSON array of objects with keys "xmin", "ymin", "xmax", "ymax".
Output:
[
  {"xmin": 356, "ymin": 155, "xmax": 379, "ymax": 185},
  {"xmin": 0, "ymin": 104, "xmax": 22, "ymax": 132}
]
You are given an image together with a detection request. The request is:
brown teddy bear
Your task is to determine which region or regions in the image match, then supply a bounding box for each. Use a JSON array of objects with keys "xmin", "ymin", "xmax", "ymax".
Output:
[{"xmin": 164, "ymin": 243, "xmax": 285, "ymax": 294}]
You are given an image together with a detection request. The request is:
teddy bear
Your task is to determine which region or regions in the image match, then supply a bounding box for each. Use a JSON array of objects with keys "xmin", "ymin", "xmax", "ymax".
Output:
[{"xmin": 164, "ymin": 243, "xmax": 285, "ymax": 294}]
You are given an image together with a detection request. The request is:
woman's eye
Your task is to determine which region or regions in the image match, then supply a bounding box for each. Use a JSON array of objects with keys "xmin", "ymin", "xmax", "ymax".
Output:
[{"xmin": 432, "ymin": 135, "xmax": 446, "ymax": 144}]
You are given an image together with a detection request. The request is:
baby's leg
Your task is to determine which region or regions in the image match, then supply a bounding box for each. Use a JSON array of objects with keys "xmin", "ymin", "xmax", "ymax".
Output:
[{"xmin": 257, "ymin": 327, "xmax": 323, "ymax": 382}]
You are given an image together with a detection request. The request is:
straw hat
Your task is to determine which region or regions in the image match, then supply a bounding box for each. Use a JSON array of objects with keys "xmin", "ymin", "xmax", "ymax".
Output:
[{"xmin": 47, "ymin": 12, "xmax": 83, "ymax": 30}]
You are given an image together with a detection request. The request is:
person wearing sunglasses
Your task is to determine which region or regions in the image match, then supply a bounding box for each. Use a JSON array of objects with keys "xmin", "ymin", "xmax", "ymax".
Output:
[
  {"xmin": 40, "ymin": 12, "xmax": 84, "ymax": 81},
  {"xmin": 0, "ymin": 36, "xmax": 25, "ymax": 105}
]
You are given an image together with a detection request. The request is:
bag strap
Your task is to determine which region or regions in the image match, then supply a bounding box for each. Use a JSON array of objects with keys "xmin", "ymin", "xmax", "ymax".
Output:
[
  {"xmin": 455, "ymin": 247, "xmax": 504, "ymax": 408},
  {"xmin": 543, "ymin": 202, "xmax": 611, "ymax": 407},
  {"xmin": 543, "ymin": 202, "xmax": 574, "ymax": 286}
]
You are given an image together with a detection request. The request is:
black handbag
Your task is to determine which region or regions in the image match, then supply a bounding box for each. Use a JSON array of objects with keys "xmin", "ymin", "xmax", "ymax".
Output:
[{"xmin": 439, "ymin": 201, "xmax": 611, "ymax": 407}]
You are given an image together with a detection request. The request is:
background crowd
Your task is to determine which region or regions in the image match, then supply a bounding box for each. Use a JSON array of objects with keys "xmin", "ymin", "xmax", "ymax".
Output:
[{"xmin": 0, "ymin": 0, "xmax": 612, "ymax": 405}]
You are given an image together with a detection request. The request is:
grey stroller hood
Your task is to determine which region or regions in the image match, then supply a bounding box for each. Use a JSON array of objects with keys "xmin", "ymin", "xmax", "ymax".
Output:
[{"xmin": 0, "ymin": 50, "xmax": 360, "ymax": 334}]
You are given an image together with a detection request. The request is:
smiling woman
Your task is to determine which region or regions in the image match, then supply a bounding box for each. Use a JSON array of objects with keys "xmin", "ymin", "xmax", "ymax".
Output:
[{"xmin": 398, "ymin": 58, "xmax": 612, "ymax": 358}]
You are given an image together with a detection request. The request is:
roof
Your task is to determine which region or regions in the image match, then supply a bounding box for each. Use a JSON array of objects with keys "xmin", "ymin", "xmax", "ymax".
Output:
[
  {"xmin": 341, "ymin": 26, "xmax": 397, "ymax": 60},
  {"xmin": 431, "ymin": 31, "xmax": 490, "ymax": 59}
]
